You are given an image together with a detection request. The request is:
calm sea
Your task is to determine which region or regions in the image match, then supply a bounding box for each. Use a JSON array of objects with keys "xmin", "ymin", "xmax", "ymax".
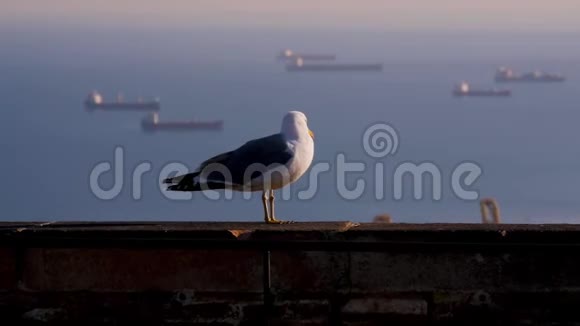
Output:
[{"xmin": 1, "ymin": 25, "xmax": 579, "ymax": 223}]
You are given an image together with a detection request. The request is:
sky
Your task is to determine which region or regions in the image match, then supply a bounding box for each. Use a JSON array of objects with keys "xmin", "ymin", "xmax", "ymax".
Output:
[{"xmin": 2, "ymin": 0, "xmax": 579, "ymax": 31}]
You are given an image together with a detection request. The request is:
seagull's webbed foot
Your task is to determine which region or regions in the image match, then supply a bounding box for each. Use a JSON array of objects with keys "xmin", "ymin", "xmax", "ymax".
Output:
[{"xmin": 266, "ymin": 217, "xmax": 296, "ymax": 224}]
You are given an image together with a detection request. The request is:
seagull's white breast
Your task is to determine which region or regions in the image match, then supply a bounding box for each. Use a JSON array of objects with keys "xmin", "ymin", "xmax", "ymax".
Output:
[{"xmin": 285, "ymin": 138, "xmax": 314, "ymax": 185}]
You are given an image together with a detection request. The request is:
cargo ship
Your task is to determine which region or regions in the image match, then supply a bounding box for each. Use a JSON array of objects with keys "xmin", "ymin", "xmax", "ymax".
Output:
[
  {"xmin": 453, "ymin": 81, "xmax": 511, "ymax": 97},
  {"xmin": 84, "ymin": 91, "xmax": 160, "ymax": 111},
  {"xmin": 495, "ymin": 67, "xmax": 566, "ymax": 82},
  {"xmin": 277, "ymin": 49, "xmax": 336, "ymax": 61},
  {"xmin": 141, "ymin": 113, "xmax": 223, "ymax": 132},
  {"xmin": 286, "ymin": 57, "xmax": 383, "ymax": 72}
]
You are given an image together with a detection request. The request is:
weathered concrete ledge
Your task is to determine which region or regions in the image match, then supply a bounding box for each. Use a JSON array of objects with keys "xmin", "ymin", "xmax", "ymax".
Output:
[{"xmin": 2, "ymin": 222, "xmax": 580, "ymax": 325}]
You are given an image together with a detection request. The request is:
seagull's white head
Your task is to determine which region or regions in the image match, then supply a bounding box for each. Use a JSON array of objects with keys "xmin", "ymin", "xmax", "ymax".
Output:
[{"xmin": 281, "ymin": 111, "xmax": 314, "ymax": 141}]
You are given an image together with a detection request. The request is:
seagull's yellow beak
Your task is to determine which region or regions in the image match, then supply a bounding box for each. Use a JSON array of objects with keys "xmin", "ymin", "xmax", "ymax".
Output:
[{"xmin": 309, "ymin": 129, "xmax": 315, "ymax": 140}]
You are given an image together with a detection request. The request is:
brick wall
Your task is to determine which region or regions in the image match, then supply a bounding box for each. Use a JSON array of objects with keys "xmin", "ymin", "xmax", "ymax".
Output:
[{"xmin": 1, "ymin": 222, "xmax": 580, "ymax": 325}]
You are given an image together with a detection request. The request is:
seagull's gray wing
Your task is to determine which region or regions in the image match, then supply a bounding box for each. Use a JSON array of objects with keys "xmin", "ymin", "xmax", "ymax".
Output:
[{"xmin": 165, "ymin": 133, "xmax": 293, "ymax": 191}]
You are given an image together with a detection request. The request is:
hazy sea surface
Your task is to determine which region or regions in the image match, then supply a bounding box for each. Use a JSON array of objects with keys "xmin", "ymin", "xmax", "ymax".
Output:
[{"xmin": 1, "ymin": 25, "xmax": 579, "ymax": 223}]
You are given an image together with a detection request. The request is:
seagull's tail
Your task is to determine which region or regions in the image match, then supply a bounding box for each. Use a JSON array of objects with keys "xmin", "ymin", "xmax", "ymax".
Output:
[
  {"xmin": 166, "ymin": 182, "xmax": 228, "ymax": 192},
  {"xmin": 163, "ymin": 171, "xmax": 199, "ymax": 191},
  {"xmin": 166, "ymin": 184, "xmax": 200, "ymax": 191},
  {"xmin": 163, "ymin": 175, "xmax": 183, "ymax": 184},
  {"xmin": 164, "ymin": 172, "xmax": 228, "ymax": 192}
]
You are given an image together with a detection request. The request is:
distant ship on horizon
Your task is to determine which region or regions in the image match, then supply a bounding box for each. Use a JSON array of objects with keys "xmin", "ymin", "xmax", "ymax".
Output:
[
  {"xmin": 285, "ymin": 57, "xmax": 383, "ymax": 72},
  {"xmin": 84, "ymin": 91, "xmax": 160, "ymax": 111},
  {"xmin": 141, "ymin": 113, "xmax": 223, "ymax": 132},
  {"xmin": 453, "ymin": 81, "xmax": 511, "ymax": 97},
  {"xmin": 495, "ymin": 67, "xmax": 566, "ymax": 83},
  {"xmin": 277, "ymin": 49, "xmax": 337, "ymax": 62}
]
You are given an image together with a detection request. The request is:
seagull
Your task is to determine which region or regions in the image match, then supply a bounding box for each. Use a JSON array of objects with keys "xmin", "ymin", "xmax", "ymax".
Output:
[{"xmin": 163, "ymin": 111, "xmax": 315, "ymax": 224}]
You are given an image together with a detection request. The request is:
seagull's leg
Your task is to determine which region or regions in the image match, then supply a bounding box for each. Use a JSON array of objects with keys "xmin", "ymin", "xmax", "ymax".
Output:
[
  {"xmin": 269, "ymin": 189, "xmax": 278, "ymax": 222},
  {"xmin": 262, "ymin": 190, "xmax": 270, "ymax": 223},
  {"xmin": 268, "ymin": 189, "xmax": 295, "ymax": 224}
]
